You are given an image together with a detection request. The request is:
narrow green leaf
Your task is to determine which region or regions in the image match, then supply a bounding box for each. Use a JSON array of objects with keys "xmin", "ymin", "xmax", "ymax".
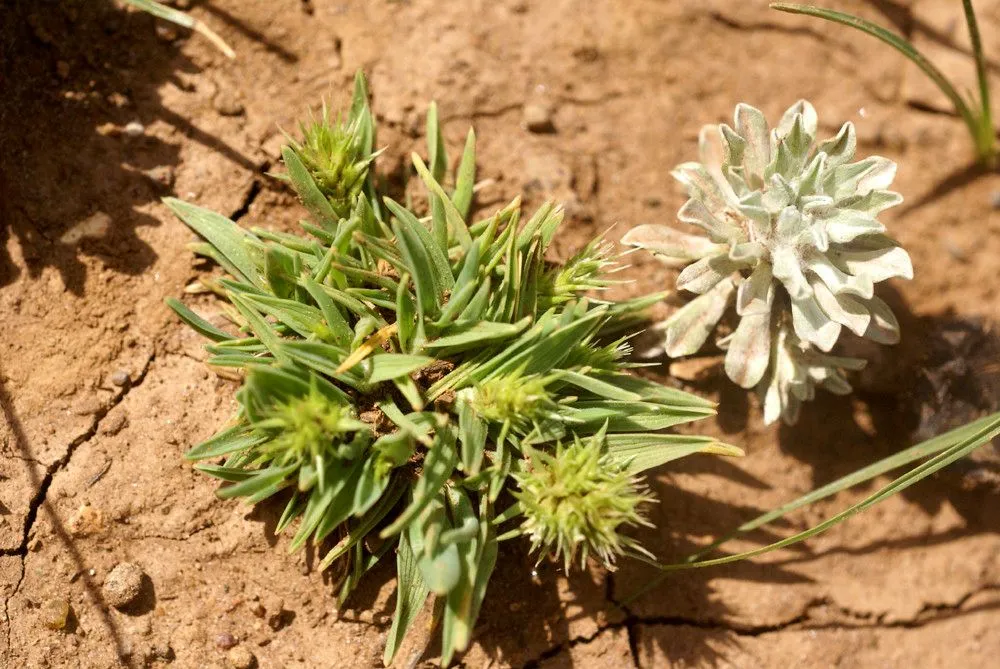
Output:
[
  {"xmin": 381, "ymin": 429, "xmax": 457, "ymax": 537},
  {"xmin": 604, "ymin": 434, "xmax": 744, "ymax": 474},
  {"xmin": 281, "ymin": 146, "xmax": 338, "ymax": 229},
  {"xmin": 411, "ymin": 153, "xmax": 473, "ymax": 248},
  {"xmin": 165, "ymin": 197, "xmax": 260, "ymax": 287},
  {"xmin": 216, "ymin": 463, "xmax": 298, "ymax": 500},
  {"xmin": 425, "ymin": 318, "xmax": 531, "ymax": 351},
  {"xmin": 426, "ymin": 101, "xmax": 448, "ymax": 183},
  {"xmin": 185, "ymin": 424, "xmax": 267, "ymax": 460},
  {"xmin": 367, "ymin": 354, "xmax": 435, "ymax": 384},
  {"xmin": 383, "ymin": 533, "xmax": 430, "ymax": 666},
  {"xmin": 230, "ymin": 293, "xmax": 289, "ymax": 363},
  {"xmin": 166, "ymin": 298, "xmax": 233, "ymax": 342},
  {"xmin": 452, "ymin": 128, "xmax": 476, "ymax": 218}
]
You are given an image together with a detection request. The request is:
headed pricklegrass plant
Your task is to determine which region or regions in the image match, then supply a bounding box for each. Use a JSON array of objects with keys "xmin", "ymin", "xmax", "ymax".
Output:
[
  {"xmin": 623, "ymin": 100, "xmax": 912, "ymax": 424},
  {"xmin": 167, "ymin": 72, "xmax": 741, "ymax": 665}
]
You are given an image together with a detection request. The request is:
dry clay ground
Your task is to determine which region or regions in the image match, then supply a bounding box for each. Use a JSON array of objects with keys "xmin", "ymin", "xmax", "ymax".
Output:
[{"xmin": 2, "ymin": 0, "xmax": 1000, "ymax": 667}]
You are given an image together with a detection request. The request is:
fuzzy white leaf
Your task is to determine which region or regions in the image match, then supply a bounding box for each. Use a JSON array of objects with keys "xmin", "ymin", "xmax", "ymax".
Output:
[
  {"xmin": 621, "ymin": 224, "xmax": 722, "ymax": 267},
  {"xmin": 735, "ymin": 103, "xmax": 770, "ymax": 186},
  {"xmin": 815, "ymin": 122, "xmax": 856, "ymax": 169},
  {"xmin": 863, "ymin": 295, "xmax": 901, "ymax": 344},
  {"xmin": 660, "ymin": 278, "xmax": 735, "ymax": 357},
  {"xmin": 776, "ymin": 100, "xmax": 817, "ymax": 140},
  {"xmin": 771, "ymin": 247, "xmax": 811, "ymax": 299},
  {"xmin": 672, "ymin": 162, "xmax": 736, "ymax": 218},
  {"xmin": 676, "ymin": 255, "xmax": 743, "ymax": 294},
  {"xmin": 736, "ymin": 262, "xmax": 774, "ymax": 316},
  {"xmin": 678, "ymin": 198, "xmax": 743, "ymax": 242},
  {"xmin": 805, "ymin": 253, "xmax": 874, "ymax": 299},
  {"xmin": 812, "ymin": 280, "xmax": 870, "ymax": 336},
  {"xmin": 725, "ymin": 310, "xmax": 771, "ymax": 389},
  {"xmin": 791, "ymin": 294, "xmax": 841, "ymax": 352},
  {"xmin": 838, "ymin": 245, "xmax": 913, "ymax": 282},
  {"xmin": 823, "ymin": 211, "xmax": 885, "ymax": 243}
]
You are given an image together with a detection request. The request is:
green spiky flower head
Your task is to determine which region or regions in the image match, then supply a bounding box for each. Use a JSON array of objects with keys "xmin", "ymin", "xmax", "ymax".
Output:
[
  {"xmin": 281, "ymin": 74, "xmax": 375, "ymax": 220},
  {"xmin": 514, "ymin": 430, "xmax": 654, "ymax": 571}
]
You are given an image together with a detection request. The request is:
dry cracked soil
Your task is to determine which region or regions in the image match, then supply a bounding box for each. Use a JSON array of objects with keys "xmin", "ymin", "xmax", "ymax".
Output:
[{"xmin": 2, "ymin": 0, "xmax": 1000, "ymax": 667}]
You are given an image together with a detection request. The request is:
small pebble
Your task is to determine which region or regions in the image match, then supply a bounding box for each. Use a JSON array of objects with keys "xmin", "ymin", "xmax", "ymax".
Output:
[
  {"xmin": 143, "ymin": 166, "xmax": 176, "ymax": 189},
  {"xmin": 523, "ymin": 103, "xmax": 555, "ymax": 133},
  {"xmin": 103, "ymin": 562, "xmax": 145, "ymax": 609},
  {"xmin": 215, "ymin": 633, "xmax": 238, "ymax": 650},
  {"xmin": 227, "ymin": 646, "xmax": 256, "ymax": 669},
  {"xmin": 111, "ymin": 370, "xmax": 130, "ymax": 387},
  {"xmin": 155, "ymin": 24, "xmax": 179, "ymax": 42},
  {"xmin": 68, "ymin": 503, "xmax": 105, "ymax": 537},
  {"xmin": 40, "ymin": 599, "xmax": 71, "ymax": 630},
  {"xmin": 123, "ymin": 121, "xmax": 145, "ymax": 138}
]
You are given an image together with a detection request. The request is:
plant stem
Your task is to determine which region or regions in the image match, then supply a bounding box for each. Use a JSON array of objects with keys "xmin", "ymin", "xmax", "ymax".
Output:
[
  {"xmin": 771, "ymin": 3, "xmax": 991, "ymax": 166},
  {"xmin": 962, "ymin": 0, "xmax": 996, "ymax": 167}
]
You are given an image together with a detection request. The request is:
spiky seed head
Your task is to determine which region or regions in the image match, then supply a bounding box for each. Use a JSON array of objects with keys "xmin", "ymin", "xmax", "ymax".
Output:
[
  {"xmin": 288, "ymin": 105, "xmax": 372, "ymax": 218},
  {"xmin": 468, "ymin": 372, "xmax": 561, "ymax": 429},
  {"xmin": 623, "ymin": 100, "xmax": 912, "ymax": 424},
  {"xmin": 514, "ymin": 434, "xmax": 654, "ymax": 572},
  {"xmin": 256, "ymin": 380, "xmax": 371, "ymax": 469}
]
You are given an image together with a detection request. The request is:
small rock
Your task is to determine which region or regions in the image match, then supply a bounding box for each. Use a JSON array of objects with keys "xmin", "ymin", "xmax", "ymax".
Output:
[
  {"xmin": 227, "ymin": 646, "xmax": 256, "ymax": 669},
  {"xmin": 100, "ymin": 412, "xmax": 128, "ymax": 436},
  {"xmin": 991, "ymin": 191, "xmax": 1000, "ymax": 209},
  {"xmin": 215, "ymin": 633, "xmax": 238, "ymax": 650},
  {"xmin": 214, "ymin": 92, "xmax": 245, "ymax": 117},
  {"xmin": 523, "ymin": 103, "xmax": 555, "ymax": 133},
  {"xmin": 68, "ymin": 503, "xmax": 105, "ymax": 537},
  {"xmin": 155, "ymin": 24, "xmax": 179, "ymax": 42},
  {"xmin": 143, "ymin": 166, "xmax": 175, "ymax": 189},
  {"xmin": 103, "ymin": 562, "xmax": 145, "ymax": 609},
  {"xmin": 123, "ymin": 121, "xmax": 145, "ymax": 138},
  {"xmin": 40, "ymin": 598, "xmax": 71, "ymax": 630},
  {"xmin": 111, "ymin": 370, "xmax": 131, "ymax": 387},
  {"xmin": 60, "ymin": 211, "xmax": 112, "ymax": 245},
  {"xmin": 249, "ymin": 602, "xmax": 266, "ymax": 618}
]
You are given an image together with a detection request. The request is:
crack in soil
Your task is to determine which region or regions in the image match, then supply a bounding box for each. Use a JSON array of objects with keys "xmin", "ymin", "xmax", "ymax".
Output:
[
  {"xmin": 515, "ymin": 574, "xmax": 1000, "ymax": 667},
  {"xmin": 1, "ymin": 350, "xmax": 155, "ymax": 655},
  {"xmin": 230, "ymin": 174, "xmax": 265, "ymax": 224}
]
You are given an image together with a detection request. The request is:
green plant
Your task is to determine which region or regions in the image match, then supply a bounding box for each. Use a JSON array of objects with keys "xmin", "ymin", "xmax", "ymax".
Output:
[
  {"xmin": 166, "ymin": 72, "xmax": 741, "ymax": 664},
  {"xmin": 623, "ymin": 100, "xmax": 911, "ymax": 424},
  {"xmin": 772, "ymin": 1, "xmax": 996, "ymax": 168},
  {"xmin": 122, "ymin": 0, "xmax": 234, "ymax": 58}
]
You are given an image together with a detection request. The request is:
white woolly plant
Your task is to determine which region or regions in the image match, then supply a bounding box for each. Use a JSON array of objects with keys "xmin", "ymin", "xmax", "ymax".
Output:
[{"xmin": 623, "ymin": 101, "xmax": 913, "ymax": 424}]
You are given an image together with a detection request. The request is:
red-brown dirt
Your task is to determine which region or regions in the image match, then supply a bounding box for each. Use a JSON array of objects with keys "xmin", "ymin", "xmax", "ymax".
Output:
[{"xmin": 2, "ymin": 1, "xmax": 1000, "ymax": 667}]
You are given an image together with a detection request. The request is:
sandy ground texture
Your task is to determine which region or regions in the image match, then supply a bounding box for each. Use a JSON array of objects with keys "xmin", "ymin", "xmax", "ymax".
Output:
[{"xmin": 2, "ymin": 0, "xmax": 1000, "ymax": 667}]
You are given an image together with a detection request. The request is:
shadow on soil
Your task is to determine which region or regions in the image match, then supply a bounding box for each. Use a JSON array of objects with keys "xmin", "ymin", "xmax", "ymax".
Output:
[
  {"xmin": 0, "ymin": 0, "xmax": 256, "ymax": 295},
  {"xmin": 612, "ymin": 282, "xmax": 1000, "ymax": 665}
]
